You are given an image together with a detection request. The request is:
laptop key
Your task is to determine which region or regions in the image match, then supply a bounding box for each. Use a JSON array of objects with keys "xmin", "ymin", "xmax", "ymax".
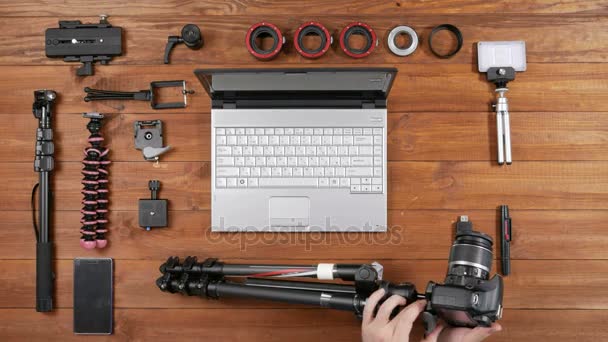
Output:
[
  {"xmin": 346, "ymin": 167, "xmax": 373, "ymax": 177},
  {"xmin": 259, "ymin": 178, "xmax": 318, "ymax": 188},
  {"xmin": 216, "ymin": 167, "xmax": 239, "ymax": 177},
  {"xmin": 217, "ymin": 157, "xmax": 234, "ymax": 166},
  {"xmin": 217, "ymin": 146, "xmax": 231, "ymax": 156}
]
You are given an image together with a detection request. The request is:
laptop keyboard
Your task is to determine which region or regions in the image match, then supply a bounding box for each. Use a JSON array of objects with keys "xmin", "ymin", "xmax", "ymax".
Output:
[{"xmin": 215, "ymin": 127, "xmax": 384, "ymax": 193}]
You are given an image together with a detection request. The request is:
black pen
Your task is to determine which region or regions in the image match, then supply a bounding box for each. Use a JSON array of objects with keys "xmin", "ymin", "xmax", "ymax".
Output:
[{"xmin": 500, "ymin": 205, "xmax": 512, "ymax": 276}]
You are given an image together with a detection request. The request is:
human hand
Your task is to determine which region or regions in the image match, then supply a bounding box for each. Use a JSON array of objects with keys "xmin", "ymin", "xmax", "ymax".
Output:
[
  {"xmin": 435, "ymin": 323, "xmax": 502, "ymax": 342},
  {"xmin": 361, "ymin": 288, "xmax": 427, "ymax": 342},
  {"xmin": 361, "ymin": 288, "xmax": 502, "ymax": 342}
]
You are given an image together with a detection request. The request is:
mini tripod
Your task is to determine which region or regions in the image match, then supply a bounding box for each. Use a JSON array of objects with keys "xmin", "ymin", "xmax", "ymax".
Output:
[
  {"xmin": 80, "ymin": 112, "xmax": 111, "ymax": 249},
  {"xmin": 488, "ymin": 67, "xmax": 515, "ymax": 165}
]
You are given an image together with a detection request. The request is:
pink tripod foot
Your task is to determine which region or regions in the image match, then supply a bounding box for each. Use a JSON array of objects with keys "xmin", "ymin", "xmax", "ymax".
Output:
[{"xmin": 80, "ymin": 239, "xmax": 97, "ymax": 250}]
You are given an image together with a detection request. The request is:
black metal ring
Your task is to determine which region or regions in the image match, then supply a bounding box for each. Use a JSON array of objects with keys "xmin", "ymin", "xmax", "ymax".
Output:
[
  {"xmin": 296, "ymin": 25, "xmax": 328, "ymax": 57},
  {"xmin": 343, "ymin": 26, "xmax": 372, "ymax": 55},
  {"xmin": 428, "ymin": 24, "xmax": 463, "ymax": 59},
  {"xmin": 250, "ymin": 26, "xmax": 279, "ymax": 55}
]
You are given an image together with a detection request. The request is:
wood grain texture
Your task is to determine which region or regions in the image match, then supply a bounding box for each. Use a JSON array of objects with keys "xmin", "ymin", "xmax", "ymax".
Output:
[
  {"xmin": 1, "ymin": 1, "xmax": 607, "ymax": 341},
  {"xmin": 2, "ymin": 15, "xmax": 608, "ymax": 65},
  {"xmin": 2, "ymin": 161, "xmax": 607, "ymax": 211},
  {"xmin": 1, "ymin": 0, "xmax": 606, "ymax": 16},
  {"xmin": 1, "ymin": 64, "xmax": 608, "ymax": 114},
  {"xmin": 3, "ymin": 112, "xmax": 608, "ymax": 162},
  {"xmin": 4, "ymin": 209, "xmax": 608, "ymax": 260},
  {"xmin": 4, "ymin": 308, "xmax": 607, "ymax": 342},
  {"xmin": 2, "ymin": 259, "xmax": 607, "ymax": 310}
]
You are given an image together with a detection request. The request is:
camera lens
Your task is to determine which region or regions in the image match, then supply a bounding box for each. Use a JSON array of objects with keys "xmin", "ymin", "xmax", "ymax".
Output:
[{"xmin": 446, "ymin": 221, "xmax": 493, "ymax": 285}]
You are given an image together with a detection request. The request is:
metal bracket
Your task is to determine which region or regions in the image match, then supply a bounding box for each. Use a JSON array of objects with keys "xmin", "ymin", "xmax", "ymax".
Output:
[
  {"xmin": 134, "ymin": 120, "xmax": 171, "ymax": 161},
  {"xmin": 45, "ymin": 14, "xmax": 123, "ymax": 76}
]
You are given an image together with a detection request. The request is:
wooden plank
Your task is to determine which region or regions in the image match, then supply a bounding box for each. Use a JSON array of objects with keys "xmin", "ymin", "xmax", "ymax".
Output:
[
  {"xmin": 2, "ymin": 15, "xmax": 608, "ymax": 65},
  {"xmin": 1, "ymin": 259, "xmax": 607, "ymax": 310},
  {"xmin": 3, "ymin": 112, "xmax": 608, "ymax": 162},
  {"xmin": 1, "ymin": 1, "xmax": 606, "ymax": 16},
  {"xmin": 1, "ymin": 64, "xmax": 607, "ymax": 114},
  {"xmin": 387, "ymin": 161, "xmax": 608, "ymax": 210},
  {"xmin": 1, "ymin": 308, "xmax": 607, "ymax": 342},
  {"xmin": 388, "ymin": 112, "xmax": 608, "ymax": 162},
  {"xmin": 0, "ymin": 113, "xmax": 213, "ymax": 162},
  {"xmin": 2, "ymin": 209, "xmax": 607, "ymax": 260},
  {"xmin": 2, "ymin": 161, "xmax": 607, "ymax": 210}
]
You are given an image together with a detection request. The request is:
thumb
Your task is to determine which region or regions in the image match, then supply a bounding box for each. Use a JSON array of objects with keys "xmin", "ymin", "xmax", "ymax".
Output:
[
  {"xmin": 421, "ymin": 322, "xmax": 445, "ymax": 342},
  {"xmin": 463, "ymin": 323, "xmax": 502, "ymax": 342}
]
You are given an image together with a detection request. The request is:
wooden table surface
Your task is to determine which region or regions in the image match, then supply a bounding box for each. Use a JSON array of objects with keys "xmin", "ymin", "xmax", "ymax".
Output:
[{"xmin": 2, "ymin": 1, "xmax": 608, "ymax": 341}]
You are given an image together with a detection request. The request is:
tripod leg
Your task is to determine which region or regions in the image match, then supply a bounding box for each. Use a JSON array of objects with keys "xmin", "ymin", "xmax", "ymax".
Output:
[
  {"xmin": 207, "ymin": 281, "xmax": 361, "ymax": 312},
  {"xmin": 496, "ymin": 111, "xmax": 505, "ymax": 165},
  {"xmin": 503, "ymin": 110, "xmax": 512, "ymax": 164}
]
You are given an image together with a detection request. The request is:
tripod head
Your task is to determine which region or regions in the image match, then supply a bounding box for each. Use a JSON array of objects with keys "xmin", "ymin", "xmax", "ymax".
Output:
[{"xmin": 33, "ymin": 90, "xmax": 57, "ymax": 120}]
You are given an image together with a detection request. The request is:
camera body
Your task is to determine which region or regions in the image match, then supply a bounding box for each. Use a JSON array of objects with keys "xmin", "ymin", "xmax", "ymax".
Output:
[{"xmin": 422, "ymin": 216, "xmax": 504, "ymax": 331}]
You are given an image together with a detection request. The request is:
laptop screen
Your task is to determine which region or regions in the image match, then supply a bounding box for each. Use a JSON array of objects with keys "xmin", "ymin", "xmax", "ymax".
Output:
[{"xmin": 194, "ymin": 68, "xmax": 397, "ymax": 108}]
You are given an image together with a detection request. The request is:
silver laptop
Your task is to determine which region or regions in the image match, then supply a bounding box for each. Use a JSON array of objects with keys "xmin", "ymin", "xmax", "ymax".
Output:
[{"xmin": 195, "ymin": 68, "xmax": 397, "ymax": 232}]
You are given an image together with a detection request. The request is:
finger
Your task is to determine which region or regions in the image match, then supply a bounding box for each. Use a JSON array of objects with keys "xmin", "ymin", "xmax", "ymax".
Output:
[
  {"xmin": 390, "ymin": 300, "xmax": 427, "ymax": 341},
  {"xmin": 394, "ymin": 299, "xmax": 427, "ymax": 326},
  {"xmin": 362, "ymin": 288, "xmax": 385, "ymax": 326},
  {"xmin": 463, "ymin": 323, "xmax": 503, "ymax": 342},
  {"xmin": 375, "ymin": 295, "xmax": 407, "ymax": 323},
  {"xmin": 421, "ymin": 322, "xmax": 445, "ymax": 342}
]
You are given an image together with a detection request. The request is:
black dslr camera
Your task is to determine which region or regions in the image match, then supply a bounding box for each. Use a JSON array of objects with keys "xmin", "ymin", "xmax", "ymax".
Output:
[
  {"xmin": 422, "ymin": 215, "xmax": 503, "ymax": 331},
  {"xmin": 156, "ymin": 216, "xmax": 503, "ymax": 333}
]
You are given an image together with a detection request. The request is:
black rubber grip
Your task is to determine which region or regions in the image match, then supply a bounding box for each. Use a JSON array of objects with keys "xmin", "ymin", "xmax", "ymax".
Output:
[
  {"xmin": 36, "ymin": 241, "xmax": 54, "ymax": 312},
  {"xmin": 502, "ymin": 240, "xmax": 511, "ymax": 276}
]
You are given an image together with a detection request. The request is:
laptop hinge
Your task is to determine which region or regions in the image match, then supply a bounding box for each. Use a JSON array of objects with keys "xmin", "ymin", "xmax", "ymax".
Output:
[
  {"xmin": 362, "ymin": 102, "xmax": 375, "ymax": 109},
  {"xmin": 213, "ymin": 99, "xmax": 237, "ymax": 109}
]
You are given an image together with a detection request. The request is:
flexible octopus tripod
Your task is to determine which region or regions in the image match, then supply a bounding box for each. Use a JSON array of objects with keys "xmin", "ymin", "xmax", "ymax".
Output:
[{"xmin": 80, "ymin": 112, "xmax": 111, "ymax": 249}]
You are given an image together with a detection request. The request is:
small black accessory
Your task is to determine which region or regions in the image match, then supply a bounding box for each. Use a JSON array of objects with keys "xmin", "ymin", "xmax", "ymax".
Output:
[
  {"xmin": 32, "ymin": 89, "xmax": 57, "ymax": 313},
  {"xmin": 80, "ymin": 112, "xmax": 111, "ymax": 250},
  {"xmin": 428, "ymin": 24, "xmax": 463, "ymax": 59},
  {"xmin": 45, "ymin": 14, "xmax": 123, "ymax": 76},
  {"xmin": 139, "ymin": 180, "xmax": 168, "ymax": 231},
  {"xmin": 157, "ymin": 216, "xmax": 503, "ymax": 334},
  {"xmin": 74, "ymin": 258, "xmax": 113, "ymax": 335},
  {"xmin": 339, "ymin": 22, "xmax": 378, "ymax": 58},
  {"xmin": 294, "ymin": 21, "xmax": 332, "ymax": 59},
  {"xmin": 500, "ymin": 205, "xmax": 512, "ymax": 276},
  {"xmin": 134, "ymin": 120, "xmax": 171, "ymax": 161},
  {"xmin": 84, "ymin": 80, "xmax": 194, "ymax": 109},
  {"xmin": 245, "ymin": 22, "xmax": 285, "ymax": 60},
  {"xmin": 164, "ymin": 24, "xmax": 204, "ymax": 64}
]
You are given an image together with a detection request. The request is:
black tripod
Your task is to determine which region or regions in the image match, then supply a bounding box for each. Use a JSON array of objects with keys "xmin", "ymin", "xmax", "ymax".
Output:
[
  {"xmin": 157, "ymin": 219, "xmax": 504, "ymax": 332},
  {"xmin": 157, "ymin": 257, "xmax": 422, "ymax": 316},
  {"xmin": 32, "ymin": 90, "xmax": 57, "ymax": 312}
]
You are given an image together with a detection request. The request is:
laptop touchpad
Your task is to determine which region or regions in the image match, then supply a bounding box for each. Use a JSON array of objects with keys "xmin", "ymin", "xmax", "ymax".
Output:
[{"xmin": 269, "ymin": 197, "xmax": 310, "ymax": 227}]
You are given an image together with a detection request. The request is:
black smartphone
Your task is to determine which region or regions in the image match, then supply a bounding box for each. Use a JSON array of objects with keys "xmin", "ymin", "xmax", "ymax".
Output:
[{"xmin": 73, "ymin": 258, "xmax": 113, "ymax": 335}]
